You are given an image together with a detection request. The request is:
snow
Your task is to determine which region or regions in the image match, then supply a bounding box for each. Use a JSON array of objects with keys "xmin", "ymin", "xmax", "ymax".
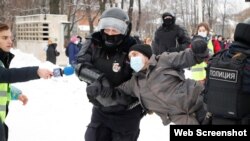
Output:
[{"xmin": 5, "ymin": 49, "xmax": 171, "ymax": 141}]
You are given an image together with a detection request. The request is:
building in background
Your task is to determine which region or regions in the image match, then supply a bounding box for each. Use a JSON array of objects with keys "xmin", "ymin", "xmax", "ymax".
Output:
[{"xmin": 15, "ymin": 14, "xmax": 69, "ymax": 66}]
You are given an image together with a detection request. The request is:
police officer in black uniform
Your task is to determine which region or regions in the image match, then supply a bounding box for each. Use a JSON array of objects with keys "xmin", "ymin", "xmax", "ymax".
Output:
[
  {"xmin": 151, "ymin": 12, "xmax": 191, "ymax": 55},
  {"xmin": 204, "ymin": 18, "xmax": 250, "ymax": 124},
  {"xmin": 75, "ymin": 7, "xmax": 144, "ymax": 141}
]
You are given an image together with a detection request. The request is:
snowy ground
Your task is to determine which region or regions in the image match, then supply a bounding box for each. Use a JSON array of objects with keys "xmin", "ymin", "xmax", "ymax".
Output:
[{"xmin": 4, "ymin": 49, "xmax": 189, "ymax": 141}]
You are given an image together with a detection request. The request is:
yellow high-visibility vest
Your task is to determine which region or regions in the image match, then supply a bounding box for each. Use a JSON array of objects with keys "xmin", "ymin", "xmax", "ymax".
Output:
[
  {"xmin": 0, "ymin": 60, "xmax": 10, "ymax": 122},
  {"xmin": 191, "ymin": 39, "xmax": 214, "ymax": 81},
  {"xmin": 191, "ymin": 62, "xmax": 207, "ymax": 81},
  {"xmin": 207, "ymin": 40, "xmax": 214, "ymax": 57},
  {"xmin": 0, "ymin": 83, "xmax": 8, "ymax": 122}
]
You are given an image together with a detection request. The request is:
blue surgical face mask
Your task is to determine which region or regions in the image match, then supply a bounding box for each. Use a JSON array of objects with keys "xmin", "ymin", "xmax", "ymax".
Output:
[{"xmin": 130, "ymin": 56, "xmax": 144, "ymax": 72}]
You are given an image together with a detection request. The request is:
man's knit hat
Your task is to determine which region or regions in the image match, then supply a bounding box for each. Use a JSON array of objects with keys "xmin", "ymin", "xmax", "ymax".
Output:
[{"xmin": 129, "ymin": 44, "xmax": 152, "ymax": 59}]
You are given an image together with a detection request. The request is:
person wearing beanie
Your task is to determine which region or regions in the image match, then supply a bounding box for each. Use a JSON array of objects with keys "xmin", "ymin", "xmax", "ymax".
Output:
[
  {"xmin": 87, "ymin": 40, "xmax": 209, "ymax": 125},
  {"xmin": 204, "ymin": 18, "xmax": 250, "ymax": 125}
]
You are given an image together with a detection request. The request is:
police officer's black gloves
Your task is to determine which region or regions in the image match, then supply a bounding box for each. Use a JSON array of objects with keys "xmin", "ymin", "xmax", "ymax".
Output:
[
  {"xmin": 191, "ymin": 38, "xmax": 209, "ymax": 63},
  {"xmin": 86, "ymin": 80, "xmax": 101, "ymax": 97},
  {"xmin": 86, "ymin": 77, "xmax": 112, "ymax": 97}
]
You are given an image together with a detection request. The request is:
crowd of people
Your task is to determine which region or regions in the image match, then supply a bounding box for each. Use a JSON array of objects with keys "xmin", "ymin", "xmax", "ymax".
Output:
[{"xmin": 0, "ymin": 5, "xmax": 250, "ymax": 141}]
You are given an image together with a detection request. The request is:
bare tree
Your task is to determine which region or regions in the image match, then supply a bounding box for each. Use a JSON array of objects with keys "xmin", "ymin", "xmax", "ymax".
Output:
[
  {"xmin": 85, "ymin": 0, "xmax": 100, "ymax": 33},
  {"xmin": 221, "ymin": 0, "xmax": 228, "ymax": 36},
  {"xmin": 180, "ymin": 0, "xmax": 185, "ymax": 26},
  {"xmin": 98, "ymin": 0, "xmax": 107, "ymax": 13},
  {"xmin": 128, "ymin": 0, "xmax": 134, "ymax": 21},
  {"xmin": 205, "ymin": 0, "xmax": 214, "ymax": 28},
  {"xmin": 64, "ymin": 0, "xmax": 86, "ymax": 37},
  {"xmin": 121, "ymin": 0, "xmax": 124, "ymax": 9},
  {"xmin": 135, "ymin": 0, "xmax": 141, "ymax": 32},
  {"xmin": 0, "ymin": 0, "xmax": 8, "ymax": 22},
  {"xmin": 60, "ymin": 0, "xmax": 65, "ymax": 14},
  {"xmin": 49, "ymin": 0, "xmax": 60, "ymax": 14}
]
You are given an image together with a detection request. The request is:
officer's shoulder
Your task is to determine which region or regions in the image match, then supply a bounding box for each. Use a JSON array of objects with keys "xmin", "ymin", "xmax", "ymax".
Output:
[
  {"xmin": 176, "ymin": 24, "xmax": 187, "ymax": 31},
  {"xmin": 128, "ymin": 36, "xmax": 137, "ymax": 44},
  {"xmin": 88, "ymin": 32, "xmax": 102, "ymax": 44}
]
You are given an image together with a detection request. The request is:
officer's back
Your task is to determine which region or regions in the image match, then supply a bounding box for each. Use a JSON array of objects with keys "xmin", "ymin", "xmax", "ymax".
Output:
[{"xmin": 204, "ymin": 18, "xmax": 250, "ymax": 125}]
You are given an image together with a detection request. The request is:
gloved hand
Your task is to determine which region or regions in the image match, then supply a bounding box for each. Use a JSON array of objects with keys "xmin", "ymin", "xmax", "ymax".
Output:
[
  {"xmin": 86, "ymin": 77, "xmax": 112, "ymax": 97},
  {"xmin": 86, "ymin": 80, "xmax": 102, "ymax": 97},
  {"xmin": 191, "ymin": 38, "xmax": 208, "ymax": 54}
]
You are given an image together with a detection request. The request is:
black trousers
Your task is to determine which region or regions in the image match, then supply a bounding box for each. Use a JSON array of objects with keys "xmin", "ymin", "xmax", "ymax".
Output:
[
  {"xmin": 3, "ymin": 123, "xmax": 8, "ymax": 140},
  {"xmin": 3, "ymin": 103, "xmax": 9, "ymax": 141},
  {"xmin": 85, "ymin": 105, "xmax": 144, "ymax": 141},
  {"xmin": 0, "ymin": 120, "xmax": 6, "ymax": 141}
]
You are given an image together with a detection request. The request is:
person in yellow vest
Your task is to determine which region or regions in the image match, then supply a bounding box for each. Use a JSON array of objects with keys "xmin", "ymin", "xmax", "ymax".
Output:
[
  {"xmin": 191, "ymin": 22, "xmax": 214, "ymax": 84},
  {"xmin": 0, "ymin": 85, "xmax": 28, "ymax": 139},
  {"xmin": 0, "ymin": 23, "xmax": 53, "ymax": 141}
]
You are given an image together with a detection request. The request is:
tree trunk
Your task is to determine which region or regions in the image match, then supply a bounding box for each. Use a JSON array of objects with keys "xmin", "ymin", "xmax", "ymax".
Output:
[
  {"xmin": 0, "ymin": 0, "xmax": 6, "ymax": 22},
  {"xmin": 49, "ymin": 0, "xmax": 60, "ymax": 14},
  {"xmin": 60, "ymin": 0, "xmax": 65, "ymax": 14},
  {"xmin": 222, "ymin": 0, "xmax": 227, "ymax": 36},
  {"xmin": 99, "ymin": 0, "xmax": 106, "ymax": 14},
  {"xmin": 128, "ymin": 0, "xmax": 134, "ymax": 21},
  {"xmin": 135, "ymin": 0, "xmax": 141, "ymax": 32},
  {"xmin": 121, "ymin": 0, "xmax": 124, "ymax": 9}
]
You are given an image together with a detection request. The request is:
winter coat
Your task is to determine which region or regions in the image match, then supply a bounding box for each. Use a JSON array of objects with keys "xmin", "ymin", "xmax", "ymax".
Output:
[
  {"xmin": 46, "ymin": 43, "xmax": 59, "ymax": 64},
  {"xmin": 0, "ymin": 49, "xmax": 40, "ymax": 83},
  {"xmin": 68, "ymin": 42, "xmax": 80, "ymax": 65},
  {"xmin": 117, "ymin": 48, "xmax": 207, "ymax": 125},
  {"xmin": 211, "ymin": 39, "xmax": 221, "ymax": 53},
  {"xmin": 76, "ymin": 32, "xmax": 140, "ymax": 112},
  {"xmin": 152, "ymin": 24, "xmax": 191, "ymax": 55}
]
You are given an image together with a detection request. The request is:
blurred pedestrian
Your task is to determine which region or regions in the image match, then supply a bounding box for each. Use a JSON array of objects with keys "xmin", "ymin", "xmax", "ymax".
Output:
[
  {"xmin": 67, "ymin": 35, "xmax": 81, "ymax": 66},
  {"xmin": 46, "ymin": 38, "xmax": 59, "ymax": 64}
]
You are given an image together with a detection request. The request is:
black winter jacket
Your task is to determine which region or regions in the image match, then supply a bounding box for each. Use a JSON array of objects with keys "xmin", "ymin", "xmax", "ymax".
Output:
[
  {"xmin": 152, "ymin": 24, "xmax": 191, "ymax": 55},
  {"xmin": 0, "ymin": 49, "xmax": 40, "ymax": 83},
  {"xmin": 76, "ymin": 32, "xmax": 140, "ymax": 112},
  {"xmin": 46, "ymin": 43, "xmax": 58, "ymax": 64}
]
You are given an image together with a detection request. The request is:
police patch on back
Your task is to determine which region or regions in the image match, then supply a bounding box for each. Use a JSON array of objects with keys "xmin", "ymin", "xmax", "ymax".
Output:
[{"xmin": 209, "ymin": 67, "xmax": 238, "ymax": 83}]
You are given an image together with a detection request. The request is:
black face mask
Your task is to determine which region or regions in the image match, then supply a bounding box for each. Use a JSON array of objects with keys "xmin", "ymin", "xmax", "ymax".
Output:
[
  {"xmin": 163, "ymin": 18, "xmax": 174, "ymax": 27},
  {"xmin": 102, "ymin": 32, "xmax": 125, "ymax": 48}
]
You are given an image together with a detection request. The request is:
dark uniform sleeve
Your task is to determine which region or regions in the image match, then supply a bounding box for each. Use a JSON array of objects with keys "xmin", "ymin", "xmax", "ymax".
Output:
[
  {"xmin": 151, "ymin": 29, "xmax": 160, "ymax": 55},
  {"xmin": 176, "ymin": 26, "xmax": 191, "ymax": 52},
  {"xmin": 0, "ymin": 66, "xmax": 39, "ymax": 83},
  {"xmin": 75, "ymin": 39, "xmax": 104, "ymax": 83}
]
